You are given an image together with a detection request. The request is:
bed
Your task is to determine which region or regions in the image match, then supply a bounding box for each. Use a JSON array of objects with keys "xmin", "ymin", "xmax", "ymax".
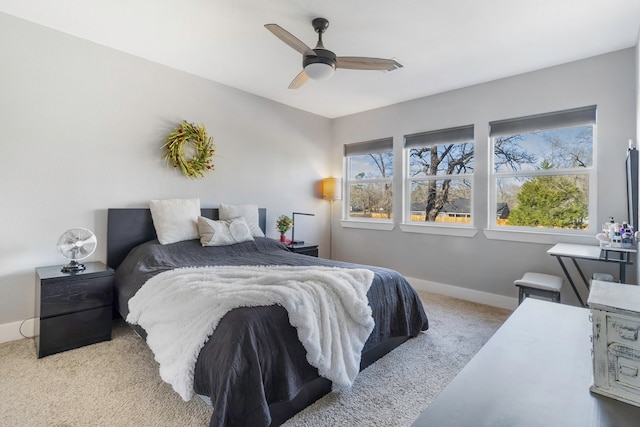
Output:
[{"xmin": 107, "ymin": 207, "xmax": 428, "ymax": 426}]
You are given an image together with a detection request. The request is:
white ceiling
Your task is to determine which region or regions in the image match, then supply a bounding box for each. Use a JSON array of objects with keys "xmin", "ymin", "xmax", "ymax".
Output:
[{"xmin": 1, "ymin": 0, "xmax": 639, "ymax": 118}]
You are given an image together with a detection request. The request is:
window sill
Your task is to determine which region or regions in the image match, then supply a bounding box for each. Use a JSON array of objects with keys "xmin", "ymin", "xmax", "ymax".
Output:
[
  {"xmin": 340, "ymin": 220, "xmax": 395, "ymax": 231},
  {"xmin": 400, "ymin": 223, "xmax": 478, "ymax": 237},
  {"xmin": 483, "ymin": 228, "xmax": 597, "ymax": 245}
]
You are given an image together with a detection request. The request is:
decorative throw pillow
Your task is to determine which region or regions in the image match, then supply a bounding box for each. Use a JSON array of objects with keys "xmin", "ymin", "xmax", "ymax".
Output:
[
  {"xmin": 197, "ymin": 216, "xmax": 254, "ymax": 247},
  {"xmin": 149, "ymin": 198, "xmax": 201, "ymax": 245},
  {"xmin": 219, "ymin": 203, "xmax": 265, "ymax": 237}
]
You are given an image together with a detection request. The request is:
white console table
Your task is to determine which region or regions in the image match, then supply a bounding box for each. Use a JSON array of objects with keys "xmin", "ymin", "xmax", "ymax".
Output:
[{"xmin": 412, "ymin": 298, "xmax": 640, "ymax": 427}]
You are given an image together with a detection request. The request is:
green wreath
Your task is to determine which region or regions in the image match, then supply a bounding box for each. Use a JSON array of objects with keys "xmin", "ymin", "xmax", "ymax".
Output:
[{"xmin": 163, "ymin": 121, "xmax": 216, "ymax": 179}]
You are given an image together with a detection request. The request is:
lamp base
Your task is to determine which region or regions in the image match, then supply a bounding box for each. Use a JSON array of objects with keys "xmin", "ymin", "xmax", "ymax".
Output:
[{"xmin": 291, "ymin": 240, "xmax": 305, "ymax": 245}]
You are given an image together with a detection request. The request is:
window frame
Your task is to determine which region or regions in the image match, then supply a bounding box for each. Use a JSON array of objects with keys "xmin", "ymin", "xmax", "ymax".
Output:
[
  {"xmin": 400, "ymin": 125, "xmax": 477, "ymax": 237},
  {"xmin": 342, "ymin": 137, "xmax": 395, "ymax": 229},
  {"xmin": 486, "ymin": 106, "xmax": 597, "ymax": 243}
]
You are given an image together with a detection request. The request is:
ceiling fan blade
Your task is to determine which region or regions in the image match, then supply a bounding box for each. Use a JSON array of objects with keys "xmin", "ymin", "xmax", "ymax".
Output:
[
  {"xmin": 336, "ymin": 57, "xmax": 403, "ymax": 71},
  {"xmin": 265, "ymin": 24, "xmax": 316, "ymax": 57},
  {"xmin": 288, "ymin": 70, "xmax": 309, "ymax": 89}
]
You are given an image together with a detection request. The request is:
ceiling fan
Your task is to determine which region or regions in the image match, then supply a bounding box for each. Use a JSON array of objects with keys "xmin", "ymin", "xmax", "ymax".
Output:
[{"xmin": 265, "ymin": 18, "xmax": 402, "ymax": 89}]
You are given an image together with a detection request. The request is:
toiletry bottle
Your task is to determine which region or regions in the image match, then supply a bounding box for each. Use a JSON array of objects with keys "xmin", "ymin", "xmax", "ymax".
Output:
[
  {"xmin": 622, "ymin": 222, "xmax": 634, "ymax": 248},
  {"xmin": 612, "ymin": 222, "xmax": 621, "ymax": 248},
  {"xmin": 608, "ymin": 218, "xmax": 616, "ymax": 240}
]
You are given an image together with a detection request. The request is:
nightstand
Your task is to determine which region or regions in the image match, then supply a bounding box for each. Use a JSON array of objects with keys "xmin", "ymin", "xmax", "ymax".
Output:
[
  {"xmin": 35, "ymin": 261, "xmax": 114, "ymax": 358},
  {"xmin": 286, "ymin": 243, "xmax": 319, "ymax": 257}
]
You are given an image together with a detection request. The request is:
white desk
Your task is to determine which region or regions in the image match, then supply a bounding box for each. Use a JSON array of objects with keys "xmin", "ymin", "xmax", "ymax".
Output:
[{"xmin": 547, "ymin": 243, "xmax": 635, "ymax": 306}]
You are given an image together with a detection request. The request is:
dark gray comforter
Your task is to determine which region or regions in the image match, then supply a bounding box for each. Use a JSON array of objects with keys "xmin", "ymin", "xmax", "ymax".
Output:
[{"xmin": 114, "ymin": 237, "xmax": 428, "ymax": 426}]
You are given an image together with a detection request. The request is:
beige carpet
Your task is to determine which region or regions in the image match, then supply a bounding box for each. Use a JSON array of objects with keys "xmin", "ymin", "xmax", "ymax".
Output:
[{"xmin": 0, "ymin": 291, "xmax": 510, "ymax": 426}]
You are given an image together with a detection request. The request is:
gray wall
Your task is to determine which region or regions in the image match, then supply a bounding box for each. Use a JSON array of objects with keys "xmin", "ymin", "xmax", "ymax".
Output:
[
  {"xmin": 0, "ymin": 11, "xmax": 637, "ymax": 334},
  {"xmin": 0, "ymin": 13, "xmax": 332, "ymax": 328},
  {"xmin": 331, "ymin": 49, "xmax": 637, "ymax": 306}
]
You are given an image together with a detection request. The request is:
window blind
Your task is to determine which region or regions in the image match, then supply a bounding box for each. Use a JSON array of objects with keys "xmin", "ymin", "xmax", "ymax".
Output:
[
  {"xmin": 344, "ymin": 137, "xmax": 393, "ymax": 156},
  {"xmin": 404, "ymin": 125, "xmax": 474, "ymax": 148},
  {"xmin": 490, "ymin": 105, "xmax": 596, "ymax": 137}
]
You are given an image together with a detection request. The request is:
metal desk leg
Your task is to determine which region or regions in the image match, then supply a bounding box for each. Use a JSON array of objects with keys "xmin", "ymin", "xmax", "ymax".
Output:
[
  {"xmin": 571, "ymin": 258, "xmax": 590, "ymax": 290},
  {"xmin": 554, "ymin": 256, "xmax": 585, "ymax": 307}
]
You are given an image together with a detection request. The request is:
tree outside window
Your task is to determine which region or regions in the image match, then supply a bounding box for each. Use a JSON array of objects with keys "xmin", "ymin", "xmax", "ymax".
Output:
[
  {"xmin": 408, "ymin": 143, "xmax": 474, "ymax": 223},
  {"xmin": 490, "ymin": 106, "xmax": 595, "ymax": 232},
  {"xmin": 405, "ymin": 125, "xmax": 476, "ymax": 225},
  {"xmin": 345, "ymin": 138, "xmax": 394, "ymax": 221}
]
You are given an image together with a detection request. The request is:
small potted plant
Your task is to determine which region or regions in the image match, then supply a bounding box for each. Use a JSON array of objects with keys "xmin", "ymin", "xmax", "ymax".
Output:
[{"xmin": 276, "ymin": 215, "xmax": 293, "ymax": 243}]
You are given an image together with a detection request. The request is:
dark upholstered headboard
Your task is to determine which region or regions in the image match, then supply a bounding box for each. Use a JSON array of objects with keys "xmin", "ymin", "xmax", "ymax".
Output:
[{"xmin": 106, "ymin": 208, "xmax": 267, "ymax": 270}]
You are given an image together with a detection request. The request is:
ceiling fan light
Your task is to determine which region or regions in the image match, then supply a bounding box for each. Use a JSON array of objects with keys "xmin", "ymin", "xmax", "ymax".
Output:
[{"xmin": 304, "ymin": 62, "xmax": 335, "ymax": 81}]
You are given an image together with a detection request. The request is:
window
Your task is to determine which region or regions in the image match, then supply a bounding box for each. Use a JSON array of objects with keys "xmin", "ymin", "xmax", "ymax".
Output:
[
  {"xmin": 489, "ymin": 106, "xmax": 596, "ymax": 234},
  {"xmin": 344, "ymin": 138, "xmax": 393, "ymax": 222},
  {"xmin": 404, "ymin": 125, "xmax": 475, "ymax": 226}
]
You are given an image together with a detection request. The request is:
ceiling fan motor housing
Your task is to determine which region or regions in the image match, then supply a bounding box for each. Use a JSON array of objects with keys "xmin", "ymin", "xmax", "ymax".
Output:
[{"xmin": 303, "ymin": 49, "xmax": 336, "ymax": 80}]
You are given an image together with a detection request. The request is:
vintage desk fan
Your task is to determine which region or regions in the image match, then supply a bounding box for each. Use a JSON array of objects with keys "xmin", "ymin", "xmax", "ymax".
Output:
[{"xmin": 57, "ymin": 228, "xmax": 97, "ymax": 273}]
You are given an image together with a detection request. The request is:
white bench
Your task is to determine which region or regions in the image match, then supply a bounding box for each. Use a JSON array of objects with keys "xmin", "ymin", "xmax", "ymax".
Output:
[{"xmin": 514, "ymin": 272, "xmax": 563, "ymax": 305}]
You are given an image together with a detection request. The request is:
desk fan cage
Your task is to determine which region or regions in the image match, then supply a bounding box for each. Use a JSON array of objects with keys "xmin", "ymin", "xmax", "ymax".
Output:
[{"xmin": 57, "ymin": 228, "xmax": 97, "ymax": 272}]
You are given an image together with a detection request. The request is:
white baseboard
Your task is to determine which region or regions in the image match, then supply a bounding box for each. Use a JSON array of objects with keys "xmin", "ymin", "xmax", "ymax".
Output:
[
  {"xmin": 0, "ymin": 318, "xmax": 35, "ymax": 344},
  {"xmin": 405, "ymin": 276, "xmax": 518, "ymax": 311}
]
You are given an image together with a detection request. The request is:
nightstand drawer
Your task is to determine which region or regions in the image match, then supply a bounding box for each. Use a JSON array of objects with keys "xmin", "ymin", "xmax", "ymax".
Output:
[
  {"xmin": 607, "ymin": 313, "xmax": 640, "ymax": 348},
  {"xmin": 285, "ymin": 243, "xmax": 319, "ymax": 257},
  {"xmin": 293, "ymin": 247, "xmax": 319, "ymax": 257},
  {"xmin": 41, "ymin": 276, "xmax": 113, "ymax": 318},
  {"xmin": 37, "ymin": 306, "xmax": 112, "ymax": 358}
]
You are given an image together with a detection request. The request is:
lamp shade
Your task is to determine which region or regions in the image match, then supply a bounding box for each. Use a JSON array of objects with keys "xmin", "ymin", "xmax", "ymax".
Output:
[{"xmin": 322, "ymin": 177, "xmax": 342, "ymax": 201}]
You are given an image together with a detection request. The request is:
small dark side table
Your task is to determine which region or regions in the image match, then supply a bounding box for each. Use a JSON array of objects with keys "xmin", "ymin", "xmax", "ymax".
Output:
[
  {"xmin": 35, "ymin": 261, "xmax": 114, "ymax": 358},
  {"xmin": 285, "ymin": 243, "xmax": 319, "ymax": 257}
]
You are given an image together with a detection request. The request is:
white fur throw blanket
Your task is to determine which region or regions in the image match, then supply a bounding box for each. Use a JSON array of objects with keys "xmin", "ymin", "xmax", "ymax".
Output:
[{"xmin": 126, "ymin": 265, "xmax": 375, "ymax": 401}]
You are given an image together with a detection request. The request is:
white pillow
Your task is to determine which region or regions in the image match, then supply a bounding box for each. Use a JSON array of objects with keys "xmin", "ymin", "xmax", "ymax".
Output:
[
  {"xmin": 149, "ymin": 198, "xmax": 201, "ymax": 245},
  {"xmin": 219, "ymin": 203, "xmax": 265, "ymax": 237},
  {"xmin": 197, "ymin": 216, "xmax": 254, "ymax": 247}
]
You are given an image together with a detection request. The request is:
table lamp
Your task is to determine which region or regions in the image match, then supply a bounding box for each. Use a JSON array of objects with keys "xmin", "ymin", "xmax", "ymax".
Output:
[{"xmin": 291, "ymin": 212, "xmax": 315, "ymax": 245}]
